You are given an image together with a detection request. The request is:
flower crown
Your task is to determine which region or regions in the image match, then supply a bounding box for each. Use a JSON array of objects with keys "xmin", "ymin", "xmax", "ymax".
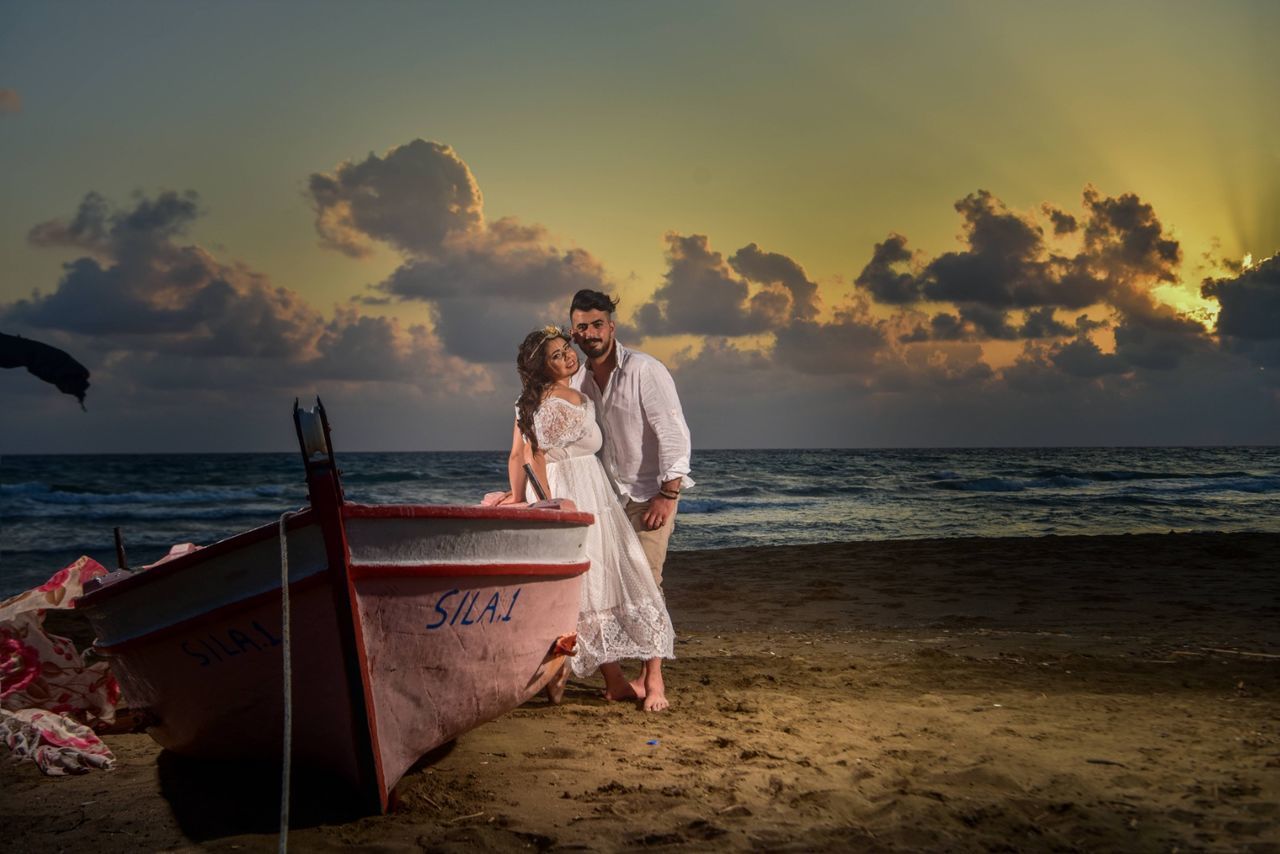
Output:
[{"xmin": 537, "ymin": 324, "xmax": 567, "ymax": 344}]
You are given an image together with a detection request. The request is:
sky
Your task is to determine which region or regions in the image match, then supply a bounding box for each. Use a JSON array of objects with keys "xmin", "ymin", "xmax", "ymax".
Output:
[{"xmin": 1, "ymin": 0, "xmax": 1278, "ymax": 452}]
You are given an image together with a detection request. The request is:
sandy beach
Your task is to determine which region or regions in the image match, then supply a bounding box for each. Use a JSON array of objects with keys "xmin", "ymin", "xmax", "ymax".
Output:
[{"xmin": 3, "ymin": 531, "xmax": 1278, "ymax": 852}]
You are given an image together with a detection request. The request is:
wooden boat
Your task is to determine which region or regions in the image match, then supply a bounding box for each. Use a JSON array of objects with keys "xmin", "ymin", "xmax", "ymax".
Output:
[{"xmin": 74, "ymin": 401, "xmax": 592, "ymax": 813}]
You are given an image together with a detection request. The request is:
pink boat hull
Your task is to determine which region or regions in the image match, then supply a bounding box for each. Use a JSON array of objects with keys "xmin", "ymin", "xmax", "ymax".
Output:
[{"xmin": 77, "ymin": 502, "xmax": 592, "ymax": 813}]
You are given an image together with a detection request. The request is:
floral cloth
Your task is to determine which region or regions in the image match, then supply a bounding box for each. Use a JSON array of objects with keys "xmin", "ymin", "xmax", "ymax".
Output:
[
  {"xmin": 1, "ymin": 556, "xmax": 121, "ymax": 774},
  {"xmin": 1, "ymin": 708, "xmax": 115, "ymax": 775}
]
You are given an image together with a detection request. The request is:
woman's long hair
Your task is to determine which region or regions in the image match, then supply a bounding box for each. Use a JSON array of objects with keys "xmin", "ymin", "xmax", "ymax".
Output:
[{"xmin": 516, "ymin": 326, "xmax": 569, "ymax": 454}]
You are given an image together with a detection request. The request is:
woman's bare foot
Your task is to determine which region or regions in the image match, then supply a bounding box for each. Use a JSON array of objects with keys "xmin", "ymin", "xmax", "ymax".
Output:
[
  {"xmin": 641, "ymin": 658, "xmax": 669, "ymax": 712},
  {"xmin": 544, "ymin": 660, "xmax": 570, "ymax": 704},
  {"xmin": 600, "ymin": 662, "xmax": 640, "ymax": 701}
]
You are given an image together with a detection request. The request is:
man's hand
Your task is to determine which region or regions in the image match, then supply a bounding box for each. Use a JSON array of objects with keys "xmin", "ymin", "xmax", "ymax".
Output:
[{"xmin": 642, "ymin": 494, "xmax": 677, "ymax": 530}]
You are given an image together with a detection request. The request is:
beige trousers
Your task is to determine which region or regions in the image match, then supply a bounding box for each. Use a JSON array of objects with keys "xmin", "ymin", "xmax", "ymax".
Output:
[{"xmin": 623, "ymin": 497, "xmax": 677, "ymax": 588}]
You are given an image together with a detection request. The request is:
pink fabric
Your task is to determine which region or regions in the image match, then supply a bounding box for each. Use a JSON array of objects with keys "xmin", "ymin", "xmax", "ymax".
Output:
[
  {"xmin": 141, "ymin": 542, "xmax": 201, "ymax": 568},
  {"xmin": 1, "ymin": 556, "xmax": 120, "ymax": 726},
  {"xmin": 0, "ymin": 708, "xmax": 115, "ymax": 775}
]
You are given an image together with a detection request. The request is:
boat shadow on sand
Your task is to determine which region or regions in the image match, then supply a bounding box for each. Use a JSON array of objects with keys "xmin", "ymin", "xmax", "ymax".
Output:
[{"xmin": 156, "ymin": 740, "xmax": 459, "ymax": 839}]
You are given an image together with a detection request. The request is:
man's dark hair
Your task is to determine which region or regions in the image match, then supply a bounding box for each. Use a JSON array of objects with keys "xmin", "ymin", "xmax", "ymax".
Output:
[{"xmin": 570, "ymin": 289, "xmax": 619, "ymax": 315}]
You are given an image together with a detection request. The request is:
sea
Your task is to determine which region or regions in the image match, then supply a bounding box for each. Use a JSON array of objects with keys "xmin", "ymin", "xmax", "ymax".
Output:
[{"xmin": 2, "ymin": 447, "xmax": 1278, "ymax": 599}]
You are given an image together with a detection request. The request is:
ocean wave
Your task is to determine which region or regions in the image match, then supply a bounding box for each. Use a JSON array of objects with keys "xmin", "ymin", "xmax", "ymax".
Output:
[
  {"xmin": 678, "ymin": 497, "xmax": 811, "ymax": 515},
  {"xmin": 0, "ymin": 481, "xmax": 52, "ymax": 496},
  {"xmin": 5, "ymin": 483, "xmax": 293, "ymax": 506},
  {"xmin": 2, "ymin": 503, "xmax": 286, "ymax": 522},
  {"xmin": 776, "ymin": 484, "xmax": 873, "ymax": 497},
  {"xmin": 930, "ymin": 476, "xmax": 1029, "ymax": 493},
  {"xmin": 925, "ymin": 471, "xmax": 1277, "ymax": 494},
  {"xmin": 341, "ymin": 470, "xmax": 427, "ymax": 484},
  {"xmin": 1117, "ymin": 476, "xmax": 1280, "ymax": 495}
]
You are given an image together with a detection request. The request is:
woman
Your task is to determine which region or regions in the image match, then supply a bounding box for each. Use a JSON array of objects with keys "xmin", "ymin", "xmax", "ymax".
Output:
[{"xmin": 500, "ymin": 325, "xmax": 675, "ymax": 712}]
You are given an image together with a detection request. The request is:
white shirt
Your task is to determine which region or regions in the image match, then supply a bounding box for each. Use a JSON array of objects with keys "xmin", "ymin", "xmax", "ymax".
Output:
[{"xmin": 572, "ymin": 341, "xmax": 694, "ymax": 502}]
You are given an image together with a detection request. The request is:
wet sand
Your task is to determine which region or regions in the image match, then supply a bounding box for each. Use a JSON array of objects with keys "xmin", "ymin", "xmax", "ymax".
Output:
[{"xmin": 3, "ymin": 532, "xmax": 1279, "ymax": 851}]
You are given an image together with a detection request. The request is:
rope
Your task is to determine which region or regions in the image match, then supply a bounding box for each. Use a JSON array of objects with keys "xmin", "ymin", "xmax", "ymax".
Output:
[{"xmin": 278, "ymin": 511, "xmax": 296, "ymax": 853}]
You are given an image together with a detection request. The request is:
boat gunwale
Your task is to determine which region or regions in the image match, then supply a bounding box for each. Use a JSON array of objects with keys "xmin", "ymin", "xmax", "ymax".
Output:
[
  {"xmin": 75, "ymin": 508, "xmax": 318, "ymax": 609},
  {"xmin": 75, "ymin": 504, "xmax": 594, "ymax": 609},
  {"xmin": 348, "ymin": 559, "xmax": 591, "ymax": 579},
  {"xmin": 342, "ymin": 503, "xmax": 594, "ymax": 526}
]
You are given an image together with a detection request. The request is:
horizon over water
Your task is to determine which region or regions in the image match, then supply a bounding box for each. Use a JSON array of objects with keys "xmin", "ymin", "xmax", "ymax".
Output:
[{"xmin": 3, "ymin": 446, "xmax": 1278, "ymax": 598}]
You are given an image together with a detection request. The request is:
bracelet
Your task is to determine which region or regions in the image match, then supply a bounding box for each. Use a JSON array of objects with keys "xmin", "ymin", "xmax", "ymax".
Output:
[{"xmin": 658, "ymin": 488, "xmax": 680, "ymax": 500}]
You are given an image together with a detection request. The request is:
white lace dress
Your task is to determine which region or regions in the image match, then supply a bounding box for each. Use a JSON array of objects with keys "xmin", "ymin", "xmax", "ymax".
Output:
[{"xmin": 526, "ymin": 396, "xmax": 675, "ymax": 676}]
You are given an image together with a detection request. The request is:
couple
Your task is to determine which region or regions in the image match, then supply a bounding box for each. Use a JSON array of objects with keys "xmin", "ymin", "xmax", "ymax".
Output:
[{"xmin": 497, "ymin": 289, "xmax": 693, "ymax": 713}]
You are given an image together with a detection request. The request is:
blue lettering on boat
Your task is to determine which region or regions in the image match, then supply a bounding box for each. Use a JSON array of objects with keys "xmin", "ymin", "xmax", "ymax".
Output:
[
  {"xmin": 427, "ymin": 587, "xmax": 521, "ymax": 630},
  {"xmin": 426, "ymin": 589, "xmax": 459, "ymax": 629},
  {"xmin": 181, "ymin": 621, "xmax": 282, "ymax": 667}
]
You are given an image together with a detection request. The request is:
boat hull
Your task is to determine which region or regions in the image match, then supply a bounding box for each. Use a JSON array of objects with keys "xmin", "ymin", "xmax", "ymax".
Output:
[{"xmin": 77, "ymin": 504, "xmax": 592, "ymax": 811}]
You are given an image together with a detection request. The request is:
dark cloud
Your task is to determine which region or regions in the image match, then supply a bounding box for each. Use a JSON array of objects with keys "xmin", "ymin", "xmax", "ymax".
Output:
[
  {"xmin": 772, "ymin": 315, "xmax": 885, "ymax": 376},
  {"xmin": 853, "ymin": 234, "xmax": 918, "ymax": 304},
  {"xmin": 1043, "ymin": 205, "xmax": 1078, "ymax": 236},
  {"xmin": 1018, "ymin": 307, "xmax": 1073, "ymax": 339},
  {"xmin": 1081, "ymin": 186, "xmax": 1181, "ymax": 283},
  {"xmin": 10, "ymin": 192, "xmax": 323, "ymax": 356},
  {"xmin": 1111, "ymin": 318, "xmax": 1210, "ymax": 371},
  {"xmin": 311, "ymin": 142, "xmax": 613, "ymax": 362},
  {"xmin": 28, "ymin": 190, "xmax": 200, "ymax": 256},
  {"xmin": 898, "ymin": 306, "xmax": 1070, "ymax": 343},
  {"xmin": 307, "ymin": 139, "xmax": 483, "ymax": 259},
  {"xmin": 728, "ymin": 243, "xmax": 821, "ymax": 321},
  {"xmin": 370, "ymin": 222, "xmax": 610, "ymax": 362},
  {"xmin": 3, "ymin": 191, "xmax": 483, "ymax": 393},
  {"xmin": 854, "ymin": 188, "xmax": 1184, "ymax": 317},
  {"xmin": 919, "ymin": 191, "xmax": 1108, "ymax": 310},
  {"xmin": 958, "ymin": 304, "xmax": 1019, "ymax": 340},
  {"xmin": 1049, "ymin": 336, "xmax": 1128, "ymax": 379},
  {"xmin": 634, "ymin": 233, "xmax": 786, "ymax": 337},
  {"xmin": 1198, "ymin": 253, "xmax": 1280, "ymax": 371},
  {"xmin": 1202, "ymin": 253, "xmax": 1280, "ymax": 341},
  {"xmin": 871, "ymin": 342, "xmax": 995, "ymax": 392}
]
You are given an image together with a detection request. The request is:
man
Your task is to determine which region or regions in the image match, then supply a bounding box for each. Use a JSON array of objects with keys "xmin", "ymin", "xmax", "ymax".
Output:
[
  {"xmin": 569, "ymin": 289, "xmax": 692, "ymax": 709},
  {"xmin": 568, "ymin": 289, "xmax": 694, "ymax": 590}
]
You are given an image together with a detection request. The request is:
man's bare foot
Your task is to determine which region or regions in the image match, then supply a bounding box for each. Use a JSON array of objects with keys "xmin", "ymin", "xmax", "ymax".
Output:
[
  {"xmin": 641, "ymin": 658, "xmax": 669, "ymax": 712},
  {"xmin": 544, "ymin": 661, "xmax": 569, "ymax": 704}
]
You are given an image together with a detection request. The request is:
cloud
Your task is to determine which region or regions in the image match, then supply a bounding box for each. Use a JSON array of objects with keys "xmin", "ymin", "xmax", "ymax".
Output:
[
  {"xmin": 6, "ymin": 157, "xmax": 1276, "ymax": 451},
  {"xmin": 728, "ymin": 243, "xmax": 821, "ymax": 321},
  {"xmin": 0, "ymin": 89, "xmax": 20, "ymax": 114},
  {"xmin": 1018, "ymin": 307, "xmax": 1074, "ymax": 339},
  {"xmin": 1048, "ymin": 336, "xmax": 1128, "ymax": 379},
  {"xmin": 771, "ymin": 300, "xmax": 886, "ymax": 376},
  {"xmin": 854, "ymin": 234, "xmax": 919, "ymax": 304},
  {"xmin": 634, "ymin": 233, "xmax": 788, "ymax": 336},
  {"xmin": 313, "ymin": 140, "xmax": 612, "ymax": 362},
  {"xmin": 3, "ymin": 190, "xmax": 483, "ymax": 394},
  {"xmin": 1201, "ymin": 252, "xmax": 1280, "ymax": 370},
  {"xmin": 850, "ymin": 187, "xmax": 1203, "ymax": 357},
  {"xmin": 307, "ymin": 139, "xmax": 484, "ymax": 258},
  {"xmin": 1202, "ymin": 253, "xmax": 1280, "ymax": 341},
  {"xmin": 1081, "ymin": 187, "xmax": 1181, "ymax": 284}
]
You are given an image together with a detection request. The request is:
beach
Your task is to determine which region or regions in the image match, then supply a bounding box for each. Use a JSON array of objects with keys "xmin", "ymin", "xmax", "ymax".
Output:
[{"xmin": 3, "ymin": 531, "xmax": 1278, "ymax": 851}]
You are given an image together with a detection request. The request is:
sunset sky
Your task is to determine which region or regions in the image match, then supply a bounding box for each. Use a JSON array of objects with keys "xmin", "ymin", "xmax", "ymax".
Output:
[{"xmin": 2, "ymin": 1, "xmax": 1277, "ymax": 452}]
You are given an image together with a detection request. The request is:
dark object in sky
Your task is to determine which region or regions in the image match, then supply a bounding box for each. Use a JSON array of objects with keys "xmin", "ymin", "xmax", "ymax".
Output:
[{"xmin": 0, "ymin": 332, "xmax": 91, "ymax": 409}]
